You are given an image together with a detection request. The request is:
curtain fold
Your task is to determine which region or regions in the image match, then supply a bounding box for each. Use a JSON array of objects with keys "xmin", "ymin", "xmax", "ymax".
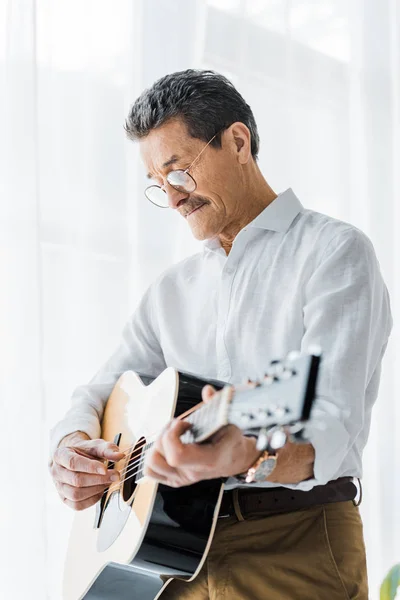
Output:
[{"xmin": 1, "ymin": 1, "xmax": 398, "ymax": 598}]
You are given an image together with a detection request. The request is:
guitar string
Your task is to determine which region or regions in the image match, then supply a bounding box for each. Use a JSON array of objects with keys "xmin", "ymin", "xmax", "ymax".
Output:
[
  {"xmin": 105, "ymin": 381, "xmax": 258, "ymax": 470},
  {"xmin": 105, "ymin": 398, "xmax": 312, "ymax": 496},
  {"xmin": 104, "ymin": 399, "xmax": 208, "ymax": 467},
  {"xmin": 105, "ymin": 403, "xmax": 277, "ymax": 495},
  {"xmin": 109, "ymin": 388, "xmax": 252, "ymax": 481},
  {"xmin": 106, "ymin": 385, "xmax": 271, "ymax": 485},
  {"xmin": 105, "ymin": 408, "xmax": 248, "ymax": 495},
  {"xmin": 104, "ymin": 397, "xmax": 219, "ymax": 480},
  {"xmin": 105, "ymin": 415, "xmax": 298, "ymax": 496},
  {"xmin": 105, "ymin": 425, "xmax": 203, "ymax": 494},
  {"xmin": 94, "ymin": 371, "xmax": 314, "ymax": 497},
  {"xmin": 103, "ymin": 379, "xmax": 261, "ymax": 467},
  {"xmin": 97, "ymin": 378, "xmax": 292, "ymax": 493},
  {"xmin": 104, "ymin": 397, "xmax": 228, "ymax": 492},
  {"xmin": 113, "ymin": 400, "xmax": 224, "ymax": 481}
]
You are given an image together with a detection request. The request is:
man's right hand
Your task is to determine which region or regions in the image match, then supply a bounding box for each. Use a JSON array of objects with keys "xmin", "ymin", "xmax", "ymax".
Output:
[{"xmin": 49, "ymin": 432, "xmax": 125, "ymax": 511}]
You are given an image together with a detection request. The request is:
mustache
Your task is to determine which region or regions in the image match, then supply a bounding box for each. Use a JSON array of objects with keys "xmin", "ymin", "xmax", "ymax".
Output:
[{"xmin": 183, "ymin": 195, "xmax": 209, "ymax": 217}]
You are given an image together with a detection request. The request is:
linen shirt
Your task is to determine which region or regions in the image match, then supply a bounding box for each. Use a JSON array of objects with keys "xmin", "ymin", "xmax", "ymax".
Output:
[{"xmin": 50, "ymin": 188, "xmax": 393, "ymax": 490}]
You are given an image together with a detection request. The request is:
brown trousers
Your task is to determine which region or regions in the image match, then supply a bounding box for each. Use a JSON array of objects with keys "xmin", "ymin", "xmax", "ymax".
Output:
[{"xmin": 161, "ymin": 500, "xmax": 368, "ymax": 600}]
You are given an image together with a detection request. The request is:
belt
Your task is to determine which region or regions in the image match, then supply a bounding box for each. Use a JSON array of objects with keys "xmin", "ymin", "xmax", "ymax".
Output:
[{"xmin": 218, "ymin": 477, "xmax": 360, "ymax": 520}]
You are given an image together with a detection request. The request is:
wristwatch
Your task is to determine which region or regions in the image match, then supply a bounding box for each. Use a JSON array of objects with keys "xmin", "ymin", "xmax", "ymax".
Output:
[{"xmin": 238, "ymin": 450, "xmax": 277, "ymax": 483}]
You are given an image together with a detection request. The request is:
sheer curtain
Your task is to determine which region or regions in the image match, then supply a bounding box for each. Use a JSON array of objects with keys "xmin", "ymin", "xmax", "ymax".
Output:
[{"xmin": 1, "ymin": 1, "xmax": 398, "ymax": 598}]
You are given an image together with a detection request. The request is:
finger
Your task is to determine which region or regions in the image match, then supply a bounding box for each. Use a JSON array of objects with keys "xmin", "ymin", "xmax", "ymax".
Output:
[
  {"xmin": 162, "ymin": 420, "xmax": 212, "ymax": 469},
  {"xmin": 209, "ymin": 424, "xmax": 239, "ymax": 444},
  {"xmin": 201, "ymin": 385, "xmax": 217, "ymax": 403},
  {"xmin": 154, "ymin": 418, "xmax": 191, "ymax": 455},
  {"xmin": 53, "ymin": 463, "xmax": 120, "ymax": 487},
  {"xmin": 73, "ymin": 439, "xmax": 126, "ymax": 461},
  {"xmin": 54, "ymin": 447, "xmax": 110, "ymax": 475},
  {"xmin": 144, "ymin": 465, "xmax": 173, "ymax": 485},
  {"xmin": 144, "ymin": 449, "xmax": 178, "ymax": 479},
  {"xmin": 157, "ymin": 419, "xmax": 191, "ymax": 455},
  {"xmin": 57, "ymin": 482, "xmax": 108, "ymax": 502},
  {"xmin": 62, "ymin": 491, "xmax": 104, "ymax": 512},
  {"xmin": 143, "ymin": 464, "xmax": 189, "ymax": 488}
]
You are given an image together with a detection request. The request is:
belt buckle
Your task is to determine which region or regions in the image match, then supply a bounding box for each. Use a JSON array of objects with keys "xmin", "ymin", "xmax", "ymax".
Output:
[
  {"xmin": 218, "ymin": 490, "xmax": 232, "ymax": 518},
  {"xmin": 352, "ymin": 477, "xmax": 362, "ymax": 506},
  {"xmin": 218, "ymin": 489, "xmax": 246, "ymax": 520}
]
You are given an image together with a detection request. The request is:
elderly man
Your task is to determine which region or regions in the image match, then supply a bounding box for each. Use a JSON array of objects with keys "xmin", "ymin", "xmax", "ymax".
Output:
[{"xmin": 50, "ymin": 69, "xmax": 392, "ymax": 599}]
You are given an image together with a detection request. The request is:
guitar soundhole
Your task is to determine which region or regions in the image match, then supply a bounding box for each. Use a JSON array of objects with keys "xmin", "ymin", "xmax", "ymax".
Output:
[{"xmin": 122, "ymin": 436, "xmax": 146, "ymax": 503}]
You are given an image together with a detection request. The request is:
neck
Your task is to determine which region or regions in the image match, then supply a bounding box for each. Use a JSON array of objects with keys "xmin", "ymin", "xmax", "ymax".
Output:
[{"xmin": 219, "ymin": 170, "xmax": 278, "ymax": 256}]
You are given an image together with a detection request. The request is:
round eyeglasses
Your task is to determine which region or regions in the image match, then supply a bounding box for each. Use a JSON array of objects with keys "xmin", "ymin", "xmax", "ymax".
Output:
[{"xmin": 144, "ymin": 131, "xmax": 219, "ymax": 208}]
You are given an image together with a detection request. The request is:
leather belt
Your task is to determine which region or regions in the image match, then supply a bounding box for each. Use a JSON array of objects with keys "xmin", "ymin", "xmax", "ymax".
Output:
[{"xmin": 219, "ymin": 477, "xmax": 359, "ymax": 519}]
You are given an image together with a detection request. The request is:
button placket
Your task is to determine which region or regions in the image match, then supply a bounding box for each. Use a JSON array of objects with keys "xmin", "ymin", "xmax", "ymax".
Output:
[{"xmin": 216, "ymin": 240, "xmax": 245, "ymax": 380}]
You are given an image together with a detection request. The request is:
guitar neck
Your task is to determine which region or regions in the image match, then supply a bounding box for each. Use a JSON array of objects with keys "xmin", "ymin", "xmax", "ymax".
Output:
[{"xmin": 136, "ymin": 351, "xmax": 320, "ymax": 479}]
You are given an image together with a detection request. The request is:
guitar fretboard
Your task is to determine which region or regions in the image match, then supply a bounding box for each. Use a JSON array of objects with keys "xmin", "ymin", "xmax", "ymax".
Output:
[{"xmin": 135, "ymin": 393, "xmax": 227, "ymax": 481}]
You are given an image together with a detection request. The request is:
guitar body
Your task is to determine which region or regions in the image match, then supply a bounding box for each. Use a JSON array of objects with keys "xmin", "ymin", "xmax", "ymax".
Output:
[
  {"xmin": 64, "ymin": 368, "xmax": 226, "ymax": 600},
  {"xmin": 63, "ymin": 352, "xmax": 320, "ymax": 599}
]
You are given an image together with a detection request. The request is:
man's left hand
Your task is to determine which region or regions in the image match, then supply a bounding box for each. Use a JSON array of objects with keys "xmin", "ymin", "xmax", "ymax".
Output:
[{"xmin": 143, "ymin": 385, "xmax": 261, "ymax": 487}]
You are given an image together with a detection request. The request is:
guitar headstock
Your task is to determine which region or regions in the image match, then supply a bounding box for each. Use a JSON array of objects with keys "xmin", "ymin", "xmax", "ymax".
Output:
[{"xmin": 227, "ymin": 349, "xmax": 321, "ymax": 451}]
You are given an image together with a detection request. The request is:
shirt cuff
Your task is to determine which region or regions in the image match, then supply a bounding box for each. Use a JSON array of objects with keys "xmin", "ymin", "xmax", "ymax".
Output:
[
  {"xmin": 226, "ymin": 409, "xmax": 351, "ymax": 491},
  {"xmin": 306, "ymin": 411, "xmax": 351, "ymax": 485},
  {"xmin": 48, "ymin": 415, "xmax": 101, "ymax": 465}
]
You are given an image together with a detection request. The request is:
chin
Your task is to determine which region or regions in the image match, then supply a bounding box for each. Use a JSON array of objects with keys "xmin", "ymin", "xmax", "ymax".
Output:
[
  {"xmin": 188, "ymin": 221, "xmax": 217, "ymax": 241},
  {"xmin": 189, "ymin": 228, "xmax": 209, "ymax": 241}
]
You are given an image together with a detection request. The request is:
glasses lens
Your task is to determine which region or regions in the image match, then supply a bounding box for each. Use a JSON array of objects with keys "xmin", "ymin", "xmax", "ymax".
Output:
[
  {"xmin": 145, "ymin": 186, "xmax": 169, "ymax": 208},
  {"xmin": 167, "ymin": 170, "xmax": 196, "ymax": 194}
]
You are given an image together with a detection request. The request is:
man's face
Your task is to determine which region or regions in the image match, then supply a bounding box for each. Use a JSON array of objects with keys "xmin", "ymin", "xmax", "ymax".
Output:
[{"xmin": 139, "ymin": 118, "xmax": 246, "ymax": 241}]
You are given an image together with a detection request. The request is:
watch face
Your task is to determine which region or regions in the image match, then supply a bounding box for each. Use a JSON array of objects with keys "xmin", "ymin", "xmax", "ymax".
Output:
[{"xmin": 254, "ymin": 457, "xmax": 277, "ymax": 482}]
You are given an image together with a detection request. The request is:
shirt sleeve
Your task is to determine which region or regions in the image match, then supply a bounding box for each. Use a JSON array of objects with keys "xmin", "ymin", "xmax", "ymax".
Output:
[
  {"xmin": 49, "ymin": 284, "xmax": 167, "ymax": 459},
  {"xmin": 229, "ymin": 226, "xmax": 392, "ymax": 490},
  {"xmin": 299, "ymin": 227, "xmax": 392, "ymax": 485}
]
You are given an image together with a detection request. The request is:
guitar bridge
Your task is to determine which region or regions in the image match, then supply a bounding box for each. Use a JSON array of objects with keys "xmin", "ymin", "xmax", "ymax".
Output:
[{"xmin": 94, "ymin": 433, "xmax": 122, "ymax": 529}]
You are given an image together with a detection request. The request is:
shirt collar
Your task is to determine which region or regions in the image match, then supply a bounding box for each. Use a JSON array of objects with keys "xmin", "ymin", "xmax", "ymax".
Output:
[{"xmin": 203, "ymin": 188, "xmax": 303, "ymax": 252}]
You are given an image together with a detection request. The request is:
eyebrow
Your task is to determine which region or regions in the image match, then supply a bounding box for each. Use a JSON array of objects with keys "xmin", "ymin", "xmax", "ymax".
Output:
[{"xmin": 146, "ymin": 155, "xmax": 181, "ymax": 179}]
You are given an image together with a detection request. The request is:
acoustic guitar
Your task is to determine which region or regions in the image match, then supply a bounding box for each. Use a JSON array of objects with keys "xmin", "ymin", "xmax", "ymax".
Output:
[{"xmin": 63, "ymin": 350, "xmax": 320, "ymax": 599}]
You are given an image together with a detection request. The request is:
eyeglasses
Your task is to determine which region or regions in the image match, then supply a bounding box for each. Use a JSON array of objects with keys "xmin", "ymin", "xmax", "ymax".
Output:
[{"xmin": 144, "ymin": 131, "xmax": 219, "ymax": 208}]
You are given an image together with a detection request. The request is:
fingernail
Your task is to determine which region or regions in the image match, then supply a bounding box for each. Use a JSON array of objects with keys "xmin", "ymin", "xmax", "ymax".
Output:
[
  {"xmin": 97, "ymin": 467, "xmax": 105, "ymax": 474},
  {"xmin": 110, "ymin": 473, "xmax": 119, "ymax": 482}
]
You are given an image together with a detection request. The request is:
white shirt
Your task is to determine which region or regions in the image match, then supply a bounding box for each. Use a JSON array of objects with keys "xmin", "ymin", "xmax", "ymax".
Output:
[{"xmin": 50, "ymin": 188, "xmax": 393, "ymax": 490}]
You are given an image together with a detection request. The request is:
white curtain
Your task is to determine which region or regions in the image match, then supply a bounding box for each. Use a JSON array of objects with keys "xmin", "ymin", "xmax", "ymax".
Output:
[{"xmin": 1, "ymin": 1, "xmax": 399, "ymax": 598}]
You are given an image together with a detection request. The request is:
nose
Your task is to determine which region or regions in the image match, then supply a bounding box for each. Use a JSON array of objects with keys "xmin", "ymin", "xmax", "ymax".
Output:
[{"xmin": 163, "ymin": 182, "xmax": 189, "ymax": 209}]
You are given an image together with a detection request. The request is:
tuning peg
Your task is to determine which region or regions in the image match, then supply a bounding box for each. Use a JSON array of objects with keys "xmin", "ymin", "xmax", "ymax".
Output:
[
  {"xmin": 239, "ymin": 412, "xmax": 255, "ymax": 427},
  {"xmin": 263, "ymin": 374, "xmax": 274, "ymax": 385},
  {"xmin": 266, "ymin": 362, "xmax": 284, "ymax": 377},
  {"xmin": 307, "ymin": 344, "xmax": 322, "ymax": 356},
  {"xmin": 280, "ymin": 368, "xmax": 295, "ymax": 380},
  {"xmin": 246, "ymin": 378, "xmax": 262, "ymax": 388},
  {"xmin": 256, "ymin": 426, "xmax": 287, "ymax": 452},
  {"xmin": 256, "ymin": 428, "xmax": 269, "ymax": 451},
  {"xmin": 269, "ymin": 428, "xmax": 287, "ymax": 450}
]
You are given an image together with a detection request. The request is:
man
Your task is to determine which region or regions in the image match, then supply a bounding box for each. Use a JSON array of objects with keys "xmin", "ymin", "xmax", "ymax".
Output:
[{"xmin": 49, "ymin": 69, "xmax": 392, "ymax": 599}]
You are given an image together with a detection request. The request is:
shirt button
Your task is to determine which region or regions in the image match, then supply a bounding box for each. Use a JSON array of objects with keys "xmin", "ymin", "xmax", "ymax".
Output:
[{"xmin": 225, "ymin": 267, "xmax": 234, "ymax": 275}]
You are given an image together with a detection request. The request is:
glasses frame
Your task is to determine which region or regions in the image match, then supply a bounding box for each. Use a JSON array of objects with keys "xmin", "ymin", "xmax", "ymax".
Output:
[{"xmin": 144, "ymin": 131, "xmax": 220, "ymax": 208}]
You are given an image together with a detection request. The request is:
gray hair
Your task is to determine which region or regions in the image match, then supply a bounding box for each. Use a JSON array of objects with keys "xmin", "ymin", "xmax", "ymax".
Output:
[{"xmin": 124, "ymin": 69, "xmax": 260, "ymax": 159}]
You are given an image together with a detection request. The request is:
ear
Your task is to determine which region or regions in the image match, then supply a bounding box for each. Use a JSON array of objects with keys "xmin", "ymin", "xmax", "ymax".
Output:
[{"xmin": 227, "ymin": 122, "xmax": 252, "ymax": 165}]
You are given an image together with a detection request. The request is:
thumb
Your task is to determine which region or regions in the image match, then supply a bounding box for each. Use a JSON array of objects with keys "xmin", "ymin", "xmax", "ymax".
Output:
[
  {"xmin": 75, "ymin": 439, "xmax": 126, "ymax": 460},
  {"xmin": 202, "ymin": 384, "xmax": 217, "ymax": 403}
]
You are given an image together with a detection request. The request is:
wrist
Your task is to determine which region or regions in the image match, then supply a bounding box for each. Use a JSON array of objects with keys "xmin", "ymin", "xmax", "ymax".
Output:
[
  {"xmin": 58, "ymin": 431, "xmax": 90, "ymax": 449},
  {"xmin": 238, "ymin": 436, "xmax": 263, "ymax": 476}
]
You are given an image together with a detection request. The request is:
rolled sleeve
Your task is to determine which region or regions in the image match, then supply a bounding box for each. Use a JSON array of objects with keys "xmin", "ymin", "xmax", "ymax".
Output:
[{"xmin": 301, "ymin": 228, "xmax": 392, "ymax": 485}]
